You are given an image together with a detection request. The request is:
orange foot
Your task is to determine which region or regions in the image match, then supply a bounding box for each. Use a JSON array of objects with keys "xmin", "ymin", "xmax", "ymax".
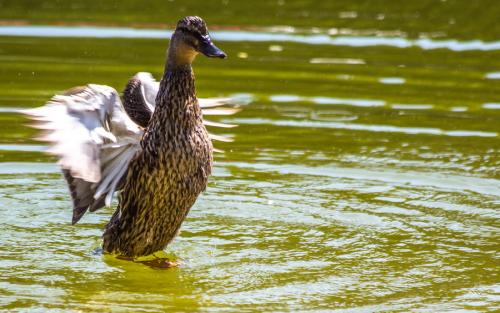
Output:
[
  {"xmin": 116, "ymin": 253, "xmax": 180, "ymax": 269},
  {"xmin": 138, "ymin": 258, "xmax": 180, "ymax": 269}
]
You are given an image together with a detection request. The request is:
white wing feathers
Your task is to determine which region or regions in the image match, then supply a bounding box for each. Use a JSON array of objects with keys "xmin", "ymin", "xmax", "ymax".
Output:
[
  {"xmin": 24, "ymin": 85, "xmax": 142, "ymax": 222},
  {"xmin": 24, "ymin": 73, "xmax": 239, "ymax": 223},
  {"xmin": 135, "ymin": 72, "xmax": 238, "ymax": 110},
  {"xmin": 128, "ymin": 72, "xmax": 240, "ymax": 141},
  {"xmin": 135, "ymin": 72, "xmax": 157, "ymax": 112}
]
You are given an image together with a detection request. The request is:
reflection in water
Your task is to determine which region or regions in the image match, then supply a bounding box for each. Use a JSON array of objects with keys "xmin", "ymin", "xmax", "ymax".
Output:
[
  {"xmin": 270, "ymin": 95, "xmax": 386, "ymax": 107},
  {"xmin": 1, "ymin": 25, "xmax": 500, "ymax": 51},
  {"xmin": 230, "ymin": 118, "xmax": 498, "ymax": 138},
  {"xmin": 485, "ymin": 72, "xmax": 500, "ymax": 79},
  {"xmin": 391, "ymin": 104, "xmax": 434, "ymax": 110},
  {"xmin": 309, "ymin": 58, "xmax": 365, "ymax": 65},
  {"xmin": 0, "ymin": 107, "xmax": 24, "ymax": 113},
  {"xmin": 225, "ymin": 161, "xmax": 500, "ymax": 197},
  {"xmin": 0, "ymin": 144, "xmax": 46, "ymax": 152},
  {"xmin": 450, "ymin": 106, "xmax": 468, "ymax": 112},
  {"xmin": 1, "ymin": 158, "xmax": 499, "ymax": 311},
  {"xmin": 379, "ymin": 77, "xmax": 406, "ymax": 85},
  {"xmin": 482, "ymin": 103, "xmax": 500, "ymax": 109}
]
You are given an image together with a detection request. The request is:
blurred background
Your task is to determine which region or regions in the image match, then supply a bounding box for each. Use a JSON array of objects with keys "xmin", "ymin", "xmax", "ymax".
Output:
[{"xmin": 0, "ymin": 1, "xmax": 499, "ymax": 312}]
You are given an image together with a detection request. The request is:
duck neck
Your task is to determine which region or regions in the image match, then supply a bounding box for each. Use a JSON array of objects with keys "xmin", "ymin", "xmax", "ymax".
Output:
[
  {"xmin": 150, "ymin": 63, "xmax": 200, "ymax": 139},
  {"xmin": 157, "ymin": 63, "xmax": 197, "ymax": 111},
  {"xmin": 159, "ymin": 62, "xmax": 195, "ymax": 100}
]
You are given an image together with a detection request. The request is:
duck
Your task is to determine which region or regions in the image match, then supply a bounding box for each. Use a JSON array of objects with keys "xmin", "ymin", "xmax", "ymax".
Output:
[{"xmin": 24, "ymin": 16, "xmax": 238, "ymax": 258}]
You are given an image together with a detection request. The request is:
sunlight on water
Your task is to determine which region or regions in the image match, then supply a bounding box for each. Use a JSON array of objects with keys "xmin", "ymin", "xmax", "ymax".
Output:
[
  {"xmin": 391, "ymin": 104, "xmax": 434, "ymax": 110},
  {"xmin": 270, "ymin": 95, "xmax": 386, "ymax": 107},
  {"xmin": 485, "ymin": 72, "xmax": 500, "ymax": 79},
  {"xmin": 482, "ymin": 103, "xmax": 500, "ymax": 109},
  {"xmin": 1, "ymin": 25, "xmax": 500, "ymax": 51},
  {"xmin": 231, "ymin": 118, "xmax": 498, "ymax": 138},
  {"xmin": 379, "ymin": 77, "xmax": 406, "ymax": 85}
]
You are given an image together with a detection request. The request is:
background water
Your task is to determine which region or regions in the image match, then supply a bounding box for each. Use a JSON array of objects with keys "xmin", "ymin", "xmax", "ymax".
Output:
[{"xmin": 0, "ymin": 1, "xmax": 499, "ymax": 312}]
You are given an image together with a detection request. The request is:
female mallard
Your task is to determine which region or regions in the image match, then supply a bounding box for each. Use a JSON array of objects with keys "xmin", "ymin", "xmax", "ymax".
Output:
[{"xmin": 24, "ymin": 16, "xmax": 237, "ymax": 257}]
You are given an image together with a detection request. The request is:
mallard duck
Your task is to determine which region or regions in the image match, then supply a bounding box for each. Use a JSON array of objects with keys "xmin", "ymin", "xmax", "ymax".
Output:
[{"xmin": 24, "ymin": 16, "xmax": 237, "ymax": 257}]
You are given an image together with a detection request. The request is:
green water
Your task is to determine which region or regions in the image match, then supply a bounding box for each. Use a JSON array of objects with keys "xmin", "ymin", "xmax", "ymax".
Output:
[{"xmin": 0, "ymin": 1, "xmax": 499, "ymax": 312}]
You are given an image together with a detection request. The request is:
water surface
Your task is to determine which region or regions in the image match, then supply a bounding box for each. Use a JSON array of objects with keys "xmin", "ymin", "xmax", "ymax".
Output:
[{"xmin": 0, "ymin": 2, "xmax": 499, "ymax": 312}]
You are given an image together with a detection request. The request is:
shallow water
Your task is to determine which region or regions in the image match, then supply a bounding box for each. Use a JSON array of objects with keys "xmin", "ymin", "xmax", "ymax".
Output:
[{"xmin": 0, "ymin": 2, "xmax": 499, "ymax": 312}]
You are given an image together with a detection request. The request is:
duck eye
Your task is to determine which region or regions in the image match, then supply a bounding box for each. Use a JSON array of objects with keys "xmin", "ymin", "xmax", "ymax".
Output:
[
  {"xmin": 178, "ymin": 28, "xmax": 201, "ymax": 49},
  {"xmin": 190, "ymin": 38, "xmax": 199, "ymax": 50},
  {"xmin": 183, "ymin": 34, "xmax": 198, "ymax": 49}
]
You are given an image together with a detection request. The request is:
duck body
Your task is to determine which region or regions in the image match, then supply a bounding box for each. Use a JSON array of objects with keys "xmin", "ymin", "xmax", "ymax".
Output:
[
  {"xmin": 103, "ymin": 68, "xmax": 213, "ymax": 257},
  {"xmin": 24, "ymin": 16, "xmax": 232, "ymax": 258}
]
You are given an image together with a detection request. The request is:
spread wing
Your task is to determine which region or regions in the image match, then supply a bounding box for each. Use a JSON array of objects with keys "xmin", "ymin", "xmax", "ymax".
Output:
[
  {"xmin": 23, "ymin": 85, "xmax": 142, "ymax": 224},
  {"xmin": 24, "ymin": 74, "xmax": 240, "ymax": 225},
  {"xmin": 123, "ymin": 72, "xmax": 240, "ymax": 137}
]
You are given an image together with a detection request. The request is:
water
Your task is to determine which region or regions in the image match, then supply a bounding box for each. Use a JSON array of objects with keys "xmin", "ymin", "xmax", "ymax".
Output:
[
  {"xmin": 0, "ymin": 1, "xmax": 499, "ymax": 312},
  {"xmin": 2, "ymin": 25, "xmax": 500, "ymax": 51}
]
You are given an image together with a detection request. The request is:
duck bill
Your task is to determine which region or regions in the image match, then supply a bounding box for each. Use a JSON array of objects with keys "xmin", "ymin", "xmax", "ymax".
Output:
[{"xmin": 199, "ymin": 35, "xmax": 227, "ymax": 59}]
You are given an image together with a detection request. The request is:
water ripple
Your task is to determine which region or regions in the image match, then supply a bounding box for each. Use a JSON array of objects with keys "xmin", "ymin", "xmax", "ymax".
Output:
[
  {"xmin": 1, "ymin": 25, "xmax": 499, "ymax": 51},
  {"xmin": 229, "ymin": 118, "xmax": 498, "ymax": 138},
  {"xmin": 270, "ymin": 95, "xmax": 386, "ymax": 107},
  {"xmin": 224, "ymin": 161, "xmax": 500, "ymax": 197}
]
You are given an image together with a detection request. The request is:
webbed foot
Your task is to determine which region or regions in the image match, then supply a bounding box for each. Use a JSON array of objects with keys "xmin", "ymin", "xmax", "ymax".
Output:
[
  {"xmin": 138, "ymin": 258, "xmax": 179, "ymax": 269},
  {"xmin": 116, "ymin": 252, "xmax": 180, "ymax": 269}
]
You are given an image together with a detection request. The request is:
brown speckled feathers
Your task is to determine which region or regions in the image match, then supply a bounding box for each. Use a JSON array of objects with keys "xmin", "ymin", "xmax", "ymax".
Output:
[{"xmin": 24, "ymin": 16, "xmax": 234, "ymax": 257}]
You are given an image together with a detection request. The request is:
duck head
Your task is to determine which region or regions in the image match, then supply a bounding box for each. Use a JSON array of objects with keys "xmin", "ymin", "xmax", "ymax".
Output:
[{"xmin": 167, "ymin": 16, "xmax": 226, "ymax": 68}]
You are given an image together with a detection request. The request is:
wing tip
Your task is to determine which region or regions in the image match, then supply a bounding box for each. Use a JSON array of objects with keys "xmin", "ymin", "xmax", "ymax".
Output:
[{"xmin": 71, "ymin": 206, "xmax": 88, "ymax": 225}]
